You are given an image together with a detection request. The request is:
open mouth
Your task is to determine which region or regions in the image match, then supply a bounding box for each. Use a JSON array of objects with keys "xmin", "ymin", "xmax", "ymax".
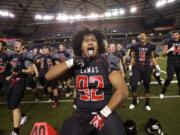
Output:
[{"xmin": 87, "ymin": 47, "xmax": 94, "ymax": 56}]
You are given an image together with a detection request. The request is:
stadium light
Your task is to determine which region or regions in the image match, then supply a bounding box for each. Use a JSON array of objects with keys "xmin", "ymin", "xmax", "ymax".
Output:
[
  {"xmin": 111, "ymin": 9, "xmax": 119, "ymax": 16},
  {"xmin": 104, "ymin": 11, "xmax": 112, "ymax": 17},
  {"xmin": 86, "ymin": 13, "xmax": 99, "ymax": 19},
  {"xmin": 35, "ymin": 14, "xmax": 42, "ymax": 20},
  {"xmin": 0, "ymin": 10, "xmax": 15, "ymax": 18},
  {"xmin": 119, "ymin": 8, "xmax": 125, "ymax": 15},
  {"xmin": 35, "ymin": 14, "xmax": 54, "ymax": 20},
  {"xmin": 130, "ymin": 6, "xmax": 137, "ymax": 13},
  {"xmin": 43, "ymin": 15, "xmax": 54, "ymax": 20},
  {"xmin": 156, "ymin": 0, "xmax": 175, "ymax": 8},
  {"xmin": 156, "ymin": 0, "xmax": 167, "ymax": 7},
  {"xmin": 56, "ymin": 14, "xmax": 69, "ymax": 21},
  {"xmin": 69, "ymin": 15, "xmax": 75, "ymax": 20},
  {"xmin": 74, "ymin": 14, "xmax": 84, "ymax": 20},
  {"xmin": 167, "ymin": 0, "xmax": 175, "ymax": 3}
]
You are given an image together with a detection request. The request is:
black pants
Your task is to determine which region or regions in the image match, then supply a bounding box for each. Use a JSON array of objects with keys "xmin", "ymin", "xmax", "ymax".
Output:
[
  {"xmin": 6, "ymin": 77, "xmax": 26, "ymax": 110},
  {"xmin": 26, "ymin": 75, "xmax": 36, "ymax": 89},
  {"xmin": 60, "ymin": 110, "xmax": 126, "ymax": 135},
  {"xmin": 162, "ymin": 63, "xmax": 180, "ymax": 92},
  {"xmin": 39, "ymin": 76, "xmax": 58, "ymax": 89},
  {"xmin": 131, "ymin": 64, "xmax": 151, "ymax": 93},
  {"xmin": 0, "ymin": 77, "xmax": 6, "ymax": 93}
]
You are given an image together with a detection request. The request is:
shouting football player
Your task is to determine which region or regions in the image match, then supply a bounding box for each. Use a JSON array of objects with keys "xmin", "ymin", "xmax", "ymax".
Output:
[
  {"xmin": 160, "ymin": 31, "xmax": 180, "ymax": 98},
  {"xmin": 129, "ymin": 33, "xmax": 160, "ymax": 111},
  {"xmin": 46, "ymin": 28, "xmax": 128, "ymax": 135}
]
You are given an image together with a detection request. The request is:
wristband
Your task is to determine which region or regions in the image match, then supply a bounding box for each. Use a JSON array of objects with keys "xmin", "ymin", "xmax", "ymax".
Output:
[
  {"xmin": 65, "ymin": 59, "xmax": 74, "ymax": 68},
  {"xmin": 100, "ymin": 105, "xmax": 112, "ymax": 118}
]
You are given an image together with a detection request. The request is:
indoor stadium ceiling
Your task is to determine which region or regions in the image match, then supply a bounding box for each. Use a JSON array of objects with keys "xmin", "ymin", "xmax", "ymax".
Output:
[{"xmin": 0, "ymin": 0, "xmax": 180, "ymax": 37}]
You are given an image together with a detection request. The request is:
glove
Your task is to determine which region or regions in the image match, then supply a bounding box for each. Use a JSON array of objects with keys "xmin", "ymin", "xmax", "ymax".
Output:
[
  {"xmin": 155, "ymin": 65, "xmax": 161, "ymax": 76},
  {"xmin": 167, "ymin": 46, "xmax": 175, "ymax": 53},
  {"xmin": 73, "ymin": 56, "xmax": 88, "ymax": 68},
  {"xmin": 90, "ymin": 113, "xmax": 105, "ymax": 130},
  {"xmin": 65, "ymin": 57, "xmax": 89, "ymax": 68},
  {"xmin": 90, "ymin": 106, "xmax": 112, "ymax": 130}
]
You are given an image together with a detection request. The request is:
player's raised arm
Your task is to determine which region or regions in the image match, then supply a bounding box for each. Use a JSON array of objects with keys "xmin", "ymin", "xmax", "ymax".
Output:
[
  {"xmin": 46, "ymin": 57, "xmax": 86, "ymax": 81},
  {"xmin": 45, "ymin": 60, "xmax": 71, "ymax": 81}
]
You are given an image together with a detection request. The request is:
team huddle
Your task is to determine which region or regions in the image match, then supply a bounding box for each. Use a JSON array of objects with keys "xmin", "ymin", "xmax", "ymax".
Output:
[{"xmin": 0, "ymin": 29, "xmax": 179, "ymax": 135}]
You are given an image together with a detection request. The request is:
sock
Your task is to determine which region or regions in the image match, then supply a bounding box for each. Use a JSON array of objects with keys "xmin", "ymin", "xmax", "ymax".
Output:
[
  {"xmin": 66, "ymin": 86, "xmax": 71, "ymax": 93},
  {"xmin": 54, "ymin": 96, "xmax": 59, "ymax": 103},
  {"xmin": 22, "ymin": 113, "xmax": 25, "ymax": 117},
  {"xmin": 155, "ymin": 75, "xmax": 162, "ymax": 86},
  {"xmin": 50, "ymin": 92, "xmax": 53, "ymax": 100},
  {"xmin": 34, "ymin": 92, "xmax": 39, "ymax": 99},
  {"xmin": 14, "ymin": 127, "xmax": 20, "ymax": 134},
  {"xmin": 161, "ymin": 86, "xmax": 167, "ymax": 94},
  {"xmin": 145, "ymin": 98, "xmax": 150, "ymax": 106},
  {"xmin": 132, "ymin": 96, "xmax": 137, "ymax": 105},
  {"xmin": 44, "ymin": 88, "xmax": 48, "ymax": 95}
]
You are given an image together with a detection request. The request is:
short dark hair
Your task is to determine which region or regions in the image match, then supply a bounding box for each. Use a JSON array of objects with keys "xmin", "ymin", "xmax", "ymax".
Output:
[
  {"xmin": 171, "ymin": 30, "xmax": 179, "ymax": 34},
  {"xmin": 43, "ymin": 46, "xmax": 51, "ymax": 51},
  {"xmin": 16, "ymin": 39, "xmax": 26, "ymax": 46},
  {"xmin": 72, "ymin": 28, "xmax": 106, "ymax": 56},
  {"xmin": 0, "ymin": 40, "xmax": 7, "ymax": 46}
]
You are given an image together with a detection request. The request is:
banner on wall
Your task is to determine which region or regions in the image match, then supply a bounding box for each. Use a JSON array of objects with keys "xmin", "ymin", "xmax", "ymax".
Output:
[{"xmin": 0, "ymin": 38, "xmax": 16, "ymax": 46}]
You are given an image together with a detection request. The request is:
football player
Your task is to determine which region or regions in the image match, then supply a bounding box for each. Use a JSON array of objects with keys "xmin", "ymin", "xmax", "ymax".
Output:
[
  {"xmin": 108, "ymin": 43, "xmax": 125, "ymax": 78},
  {"xmin": 35, "ymin": 46, "xmax": 59, "ymax": 108},
  {"xmin": 53, "ymin": 44, "xmax": 72, "ymax": 98},
  {"xmin": 0, "ymin": 40, "xmax": 9, "ymax": 94},
  {"xmin": 6, "ymin": 39, "xmax": 34, "ymax": 135},
  {"xmin": 129, "ymin": 33, "xmax": 160, "ymax": 111},
  {"xmin": 160, "ymin": 31, "xmax": 180, "ymax": 98},
  {"xmin": 46, "ymin": 28, "xmax": 128, "ymax": 135}
]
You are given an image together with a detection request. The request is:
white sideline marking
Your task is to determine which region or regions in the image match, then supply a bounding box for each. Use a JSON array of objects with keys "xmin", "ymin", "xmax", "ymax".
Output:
[
  {"xmin": 126, "ymin": 80, "xmax": 177, "ymax": 85},
  {"xmin": 160, "ymin": 78, "xmax": 165, "ymax": 81},
  {"xmin": 157, "ymin": 58, "xmax": 167, "ymax": 60},
  {"xmin": 160, "ymin": 70, "xmax": 176, "ymax": 77},
  {"xmin": 0, "ymin": 95, "xmax": 180, "ymax": 105}
]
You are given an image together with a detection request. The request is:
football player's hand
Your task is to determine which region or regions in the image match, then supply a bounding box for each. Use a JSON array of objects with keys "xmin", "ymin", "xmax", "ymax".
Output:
[
  {"xmin": 167, "ymin": 46, "xmax": 175, "ymax": 53},
  {"xmin": 90, "ymin": 105, "xmax": 112, "ymax": 130},
  {"xmin": 73, "ymin": 57, "xmax": 88, "ymax": 68},
  {"xmin": 90, "ymin": 113, "xmax": 106, "ymax": 130}
]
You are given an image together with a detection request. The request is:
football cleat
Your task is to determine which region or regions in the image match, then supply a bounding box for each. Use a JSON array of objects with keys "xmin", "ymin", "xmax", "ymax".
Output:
[
  {"xmin": 159, "ymin": 94, "xmax": 164, "ymax": 99},
  {"xmin": 73, "ymin": 104, "xmax": 77, "ymax": 109},
  {"xmin": 136, "ymin": 99, "xmax": 140, "ymax": 104},
  {"xmin": 47, "ymin": 99, "xmax": 53, "ymax": 102},
  {"xmin": 129, "ymin": 104, "xmax": 136, "ymax": 110},
  {"xmin": 52, "ymin": 102, "xmax": 59, "ymax": 109},
  {"xmin": 65, "ymin": 91, "xmax": 72, "ymax": 98},
  {"xmin": 145, "ymin": 105, "xmax": 151, "ymax": 111},
  {"xmin": 9, "ymin": 131, "xmax": 18, "ymax": 135},
  {"xmin": 129, "ymin": 98, "xmax": 139, "ymax": 110},
  {"xmin": 34, "ymin": 98, "xmax": 39, "ymax": 102},
  {"xmin": 20, "ymin": 115, "xmax": 28, "ymax": 126}
]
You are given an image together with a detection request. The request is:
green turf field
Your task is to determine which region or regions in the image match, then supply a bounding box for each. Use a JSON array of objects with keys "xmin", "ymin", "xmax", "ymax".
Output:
[{"xmin": 0, "ymin": 57, "xmax": 180, "ymax": 135}]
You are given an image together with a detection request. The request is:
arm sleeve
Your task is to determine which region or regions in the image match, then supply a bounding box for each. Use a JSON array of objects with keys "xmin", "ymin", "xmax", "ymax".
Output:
[{"xmin": 107, "ymin": 55, "xmax": 120, "ymax": 74}]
